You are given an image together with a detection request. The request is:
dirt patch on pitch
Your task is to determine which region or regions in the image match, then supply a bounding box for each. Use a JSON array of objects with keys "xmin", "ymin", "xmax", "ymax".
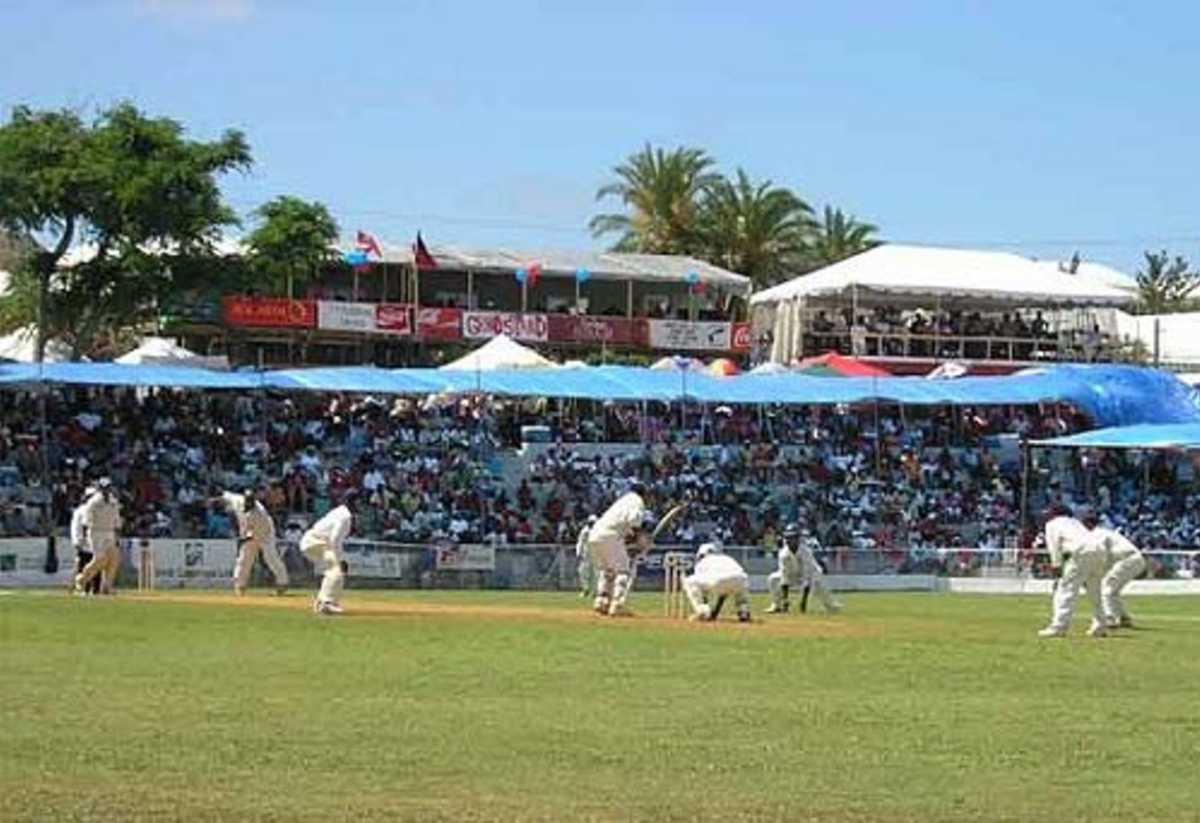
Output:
[{"xmin": 133, "ymin": 591, "xmax": 876, "ymax": 638}]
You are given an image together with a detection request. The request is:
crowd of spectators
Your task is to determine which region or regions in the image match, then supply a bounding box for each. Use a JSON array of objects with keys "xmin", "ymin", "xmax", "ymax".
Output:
[
  {"xmin": 804, "ymin": 305, "xmax": 1110, "ymax": 361},
  {"xmin": 0, "ymin": 386, "xmax": 1194, "ymax": 578}
]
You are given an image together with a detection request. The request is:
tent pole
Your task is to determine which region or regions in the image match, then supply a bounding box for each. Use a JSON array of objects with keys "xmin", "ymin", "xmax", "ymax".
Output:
[
  {"xmin": 873, "ymin": 377, "xmax": 882, "ymax": 476},
  {"xmin": 1020, "ymin": 439, "xmax": 1030, "ymax": 545}
]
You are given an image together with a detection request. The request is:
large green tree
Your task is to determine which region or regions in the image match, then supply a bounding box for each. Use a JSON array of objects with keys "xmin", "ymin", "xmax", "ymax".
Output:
[
  {"xmin": 1134, "ymin": 250, "xmax": 1199, "ymax": 314},
  {"xmin": 695, "ymin": 168, "xmax": 815, "ymax": 286},
  {"xmin": 244, "ymin": 196, "xmax": 339, "ymax": 298},
  {"xmin": 0, "ymin": 102, "xmax": 251, "ymax": 359},
  {"xmin": 803, "ymin": 206, "xmax": 880, "ymax": 271},
  {"xmin": 589, "ymin": 144, "xmax": 719, "ymax": 254}
]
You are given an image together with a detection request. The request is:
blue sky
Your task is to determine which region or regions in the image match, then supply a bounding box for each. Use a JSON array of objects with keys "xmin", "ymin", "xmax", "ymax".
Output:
[{"xmin": 2, "ymin": 0, "xmax": 1198, "ymax": 275}]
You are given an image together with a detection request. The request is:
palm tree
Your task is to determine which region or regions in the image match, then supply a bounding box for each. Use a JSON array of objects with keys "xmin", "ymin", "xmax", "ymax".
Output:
[
  {"xmin": 695, "ymin": 168, "xmax": 815, "ymax": 286},
  {"xmin": 1135, "ymin": 250, "xmax": 1199, "ymax": 314},
  {"xmin": 804, "ymin": 206, "xmax": 880, "ymax": 270},
  {"xmin": 589, "ymin": 144, "xmax": 720, "ymax": 254}
]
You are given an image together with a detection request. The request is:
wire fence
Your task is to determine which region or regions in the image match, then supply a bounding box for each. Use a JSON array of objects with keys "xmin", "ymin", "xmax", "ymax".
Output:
[{"xmin": 264, "ymin": 540, "xmax": 1200, "ymax": 591}]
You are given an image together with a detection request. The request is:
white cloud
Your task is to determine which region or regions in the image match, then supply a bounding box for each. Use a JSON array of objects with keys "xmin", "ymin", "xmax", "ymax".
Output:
[{"xmin": 133, "ymin": 0, "xmax": 255, "ymax": 24}]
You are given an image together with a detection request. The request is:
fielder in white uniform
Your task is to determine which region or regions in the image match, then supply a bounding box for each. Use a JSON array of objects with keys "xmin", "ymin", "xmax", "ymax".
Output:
[
  {"xmin": 1038, "ymin": 514, "xmax": 1109, "ymax": 637},
  {"xmin": 1091, "ymin": 527, "xmax": 1146, "ymax": 629},
  {"xmin": 70, "ymin": 486, "xmax": 101, "ymax": 596},
  {"xmin": 587, "ymin": 483, "xmax": 648, "ymax": 617},
  {"xmin": 684, "ymin": 542, "xmax": 751, "ymax": 622},
  {"xmin": 74, "ymin": 479, "xmax": 122, "ymax": 595},
  {"xmin": 575, "ymin": 514, "xmax": 597, "ymax": 598},
  {"xmin": 301, "ymin": 493, "xmax": 357, "ymax": 615},
  {"xmin": 216, "ymin": 488, "xmax": 289, "ymax": 596}
]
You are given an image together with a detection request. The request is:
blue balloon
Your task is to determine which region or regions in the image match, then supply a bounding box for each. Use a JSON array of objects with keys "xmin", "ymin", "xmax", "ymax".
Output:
[
  {"xmin": 575, "ymin": 266, "xmax": 591, "ymax": 283},
  {"xmin": 343, "ymin": 250, "xmax": 368, "ymax": 265},
  {"xmin": 685, "ymin": 270, "xmax": 700, "ymax": 284},
  {"xmin": 515, "ymin": 267, "xmax": 527, "ymax": 284}
]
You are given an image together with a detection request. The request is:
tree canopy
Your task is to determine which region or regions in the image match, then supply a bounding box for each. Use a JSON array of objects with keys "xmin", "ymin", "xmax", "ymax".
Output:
[
  {"xmin": 589, "ymin": 144, "xmax": 720, "ymax": 255},
  {"xmin": 803, "ymin": 206, "xmax": 880, "ymax": 272},
  {"xmin": 590, "ymin": 143, "xmax": 880, "ymax": 285},
  {"xmin": 0, "ymin": 102, "xmax": 251, "ymax": 359},
  {"xmin": 245, "ymin": 196, "xmax": 340, "ymax": 297},
  {"xmin": 695, "ymin": 168, "xmax": 815, "ymax": 286},
  {"xmin": 1134, "ymin": 250, "xmax": 1199, "ymax": 314}
]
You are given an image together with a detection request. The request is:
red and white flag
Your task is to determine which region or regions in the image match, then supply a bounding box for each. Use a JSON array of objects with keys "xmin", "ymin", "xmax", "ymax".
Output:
[
  {"xmin": 355, "ymin": 230, "xmax": 383, "ymax": 259},
  {"xmin": 413, "ymin": 231, "xmax": 438, "ymax": 271}
]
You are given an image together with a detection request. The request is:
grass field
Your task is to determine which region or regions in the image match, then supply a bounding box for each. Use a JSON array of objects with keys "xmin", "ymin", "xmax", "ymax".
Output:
[{"xmin": 1, "ymin": 589, "xmax": 1197, "ymax": 822}]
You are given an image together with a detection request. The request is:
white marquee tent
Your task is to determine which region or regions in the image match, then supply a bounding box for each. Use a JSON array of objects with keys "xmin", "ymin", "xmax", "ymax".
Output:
[
  {"xmin": 751, "ymin": 245, "xmax": 1136, "ymax": 308},
  {"xmin": 115, "ymin": 337, "xmax": 229, "ymax": 370},
  {"xmin": 752, "ymin": 245, "xmax": 1137, "ymax": 364},
  {"xmin": 439, "ymin": 334, "xmax": 556, "ymax": 371},
  {"xmin": 0, "ymin": 325, "xmax": 74, "ymax": 363}
]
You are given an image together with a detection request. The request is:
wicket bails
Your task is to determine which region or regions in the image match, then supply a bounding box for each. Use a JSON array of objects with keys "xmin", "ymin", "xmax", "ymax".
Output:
[
  {"xmin": 137, "ymin": 546, "xmax": 156, "ymax": 592},
  {"xmin": 663, "ymin": 552, "xmax": 688, "ymax": 618}
]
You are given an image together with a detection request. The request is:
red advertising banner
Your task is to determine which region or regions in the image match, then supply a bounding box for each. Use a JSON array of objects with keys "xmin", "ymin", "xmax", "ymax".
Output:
[
  {"xmin": 462, "ymin": 311, "xmax": 549, "ymax": 342},
  {"xmin": 546, "ymin": 315, "xmax": 639, "ymax": 346},
  {"xmin": 416, "ymin": 307, "xmax": 462, "ymax": 341},
  {"xmin": 374, "ymin": 303, "xmax": 412, "ymax": 335},
  {"xmin": 731, "ymin": 322, "xmax": 751, "ymax": 351},
  {"xmin": 222, "ymin": 297, "xmax": 316, "ymax": 329}
]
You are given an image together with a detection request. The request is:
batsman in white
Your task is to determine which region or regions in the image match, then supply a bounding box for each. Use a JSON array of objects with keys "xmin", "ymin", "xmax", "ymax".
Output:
[
  {"xmin": 1091, "ymin": 526, "xmax": 1146, "ymax": 629},
  {"xmin": 1038, "ymin": 512, "xmax": 1109, "ymax": 638},
  {"xmin": 587, "ymin": 480, "xmax": 648, "ymax": 617},
  {"xmin": 70, "ymin": 485, "xmax": 101, "ymax": 596},
  {"xmin": 683, "ymin": 541, "xmax": 751, "ymax": 622},
  {"xmin": 74, "ymin": 478, "xmax": 122, "ymax": 595},
  {"xmin": 575, "ymin": 514, "xmax": 597, "ymax": 598},
  {"xmin": 794, "ymin": 527, "xmax": 841, "ymax": 614},
  {"xmin": 765, "ymin": 523, "xmax": 801, "ymax": 613},
  {"xmin": 300, "ymin": 491, "xmax": 358, "ymax": 615},
  {"xmin": 213, "ymin": 488, "xmax": 289, "ymax": 596}
]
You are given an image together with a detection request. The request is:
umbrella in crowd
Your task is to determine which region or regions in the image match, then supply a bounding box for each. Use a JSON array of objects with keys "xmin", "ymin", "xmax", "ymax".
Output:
[{"xmin": 706, "ymin": 358, "xmax": 741, "ymax": 377}]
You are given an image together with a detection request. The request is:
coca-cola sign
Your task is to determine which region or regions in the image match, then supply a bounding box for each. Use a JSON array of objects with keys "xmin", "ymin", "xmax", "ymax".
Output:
[
  {"xmin": 731, "ymin": 322, "xmax": 751, "ymax": 351},
  {"xmin": 375, "ymin": 304, "xmax": 412, "ymax": 335}
]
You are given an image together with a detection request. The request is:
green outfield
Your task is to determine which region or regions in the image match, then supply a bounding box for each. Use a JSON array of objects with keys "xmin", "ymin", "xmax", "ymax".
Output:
[{"xmin": 1, "ymin": 590, "xmax": 1196, "ymax": 822}]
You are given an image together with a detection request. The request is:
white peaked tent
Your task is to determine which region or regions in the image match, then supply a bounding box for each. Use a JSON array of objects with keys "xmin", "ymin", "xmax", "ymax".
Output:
[
  {"xmin": 0, "ymin": 325, "xmax": 74, "ymax": 362},
  {"xmin": 751, "ymin": 245, "xmax": 1136, "ymax": 307},
  {"xmin": 439, "ymin": 334, "xmax": 556, "ymax": 371},
  {"xmin": 115, "ymin": 337, "xmax": 230, "ymax": 370}
]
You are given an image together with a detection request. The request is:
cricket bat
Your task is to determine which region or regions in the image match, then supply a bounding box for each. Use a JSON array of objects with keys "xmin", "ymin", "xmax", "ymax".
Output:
[{"xmin": 651, "ymin": 502, "xmax": 690, "ymax": 542}]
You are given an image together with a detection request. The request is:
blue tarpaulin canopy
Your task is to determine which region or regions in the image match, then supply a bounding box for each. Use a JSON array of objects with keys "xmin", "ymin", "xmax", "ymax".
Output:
[
  {"xmin": 1032, "ymin": 423, "xmax": 1200, "ymax": 450},
  {"xmin": 1, "ymin": 361, "xmax": 1197, "ymax": 430}
]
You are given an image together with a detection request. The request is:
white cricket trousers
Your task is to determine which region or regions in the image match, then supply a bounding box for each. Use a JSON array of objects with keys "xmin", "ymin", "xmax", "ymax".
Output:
[
  {"xmin": 588, "ymin": 535, "xmax": 631, "ymax": 610},
  {"xmin": 683, "ymin": 571, "xmax": 749, "ymax": 619},
  {"xmin": 77, "ymin": 532, "xmax": 119, "ymax": 594},
  {"xmin": 1101, "ymin": 554, "xmax": 1146, "ymax": 624},
  {"xmin": 234, "ymin": 537, "xmax": 289, "ymax": 590},
  {"xmin": 767, "ymin": 571, "xmax": 792, "ymax": 607},
  {"xmin": 804, "ymin": 572, "xmax": 841, "ymax": 613},
  {"xmin": 1047, "ymin": 547, "xmax": 1108, "ymax": 633},
  {"xmin": 301, "ymin": 536, "xmax": 344, "ymax": 606}
]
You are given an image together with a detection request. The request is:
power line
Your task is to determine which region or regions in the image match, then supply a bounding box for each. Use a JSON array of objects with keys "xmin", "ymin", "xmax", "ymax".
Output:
[{"xmin": 225, "ymin": 197, "xmax": 1199, "ymax": 251}]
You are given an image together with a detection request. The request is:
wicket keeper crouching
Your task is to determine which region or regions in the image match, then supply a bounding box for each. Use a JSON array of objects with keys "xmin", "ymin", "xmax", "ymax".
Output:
[{"xmin": 684, "ymin": 542, "xmax": 751, "ymax": 622}]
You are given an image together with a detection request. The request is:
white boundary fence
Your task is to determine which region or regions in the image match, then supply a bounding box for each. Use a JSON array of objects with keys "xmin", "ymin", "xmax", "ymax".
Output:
[{"xmin": 1, "ymin": 537, "xmax": 1196, "ymax": 591}]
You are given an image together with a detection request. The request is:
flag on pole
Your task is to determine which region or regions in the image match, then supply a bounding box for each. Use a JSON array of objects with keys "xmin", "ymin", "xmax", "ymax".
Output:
[
  {"xmin": 413, "ymin": 232, "xmax": 438, "ymax": 271},
  {"xmin": 356, "ymin": 230, "xmax": 383, "ymax": 259}
]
